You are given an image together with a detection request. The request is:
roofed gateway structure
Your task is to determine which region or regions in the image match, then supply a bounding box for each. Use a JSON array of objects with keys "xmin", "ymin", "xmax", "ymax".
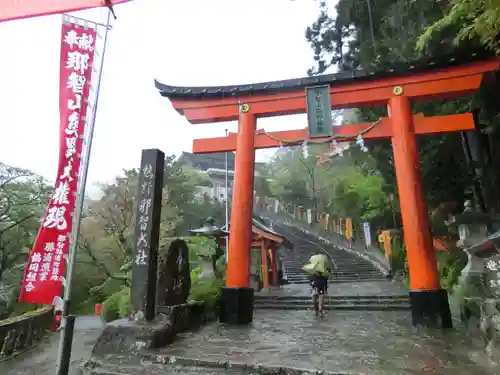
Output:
[
  {"xmin": 156, "ymin": 50, "xmax": 500, "ymax": 328},
  {"xmin": 222, "ymin": 215, "xmax": 293, "ymax": 292}
]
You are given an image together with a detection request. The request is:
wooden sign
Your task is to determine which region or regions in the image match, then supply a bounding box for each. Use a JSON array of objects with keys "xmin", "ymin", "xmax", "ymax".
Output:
[{"xmin": 306, "ymin": 85, "xmax": 332, "ymax": 138}]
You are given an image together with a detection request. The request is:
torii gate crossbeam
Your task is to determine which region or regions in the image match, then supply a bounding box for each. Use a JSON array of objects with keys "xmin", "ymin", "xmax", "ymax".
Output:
[
  {"xmin": 155, "ymin": 51, "xmax": 500, "ymax": 329},
  {"xmin": 191, "ymin": 113, "xmax": 475, "ymax": 153}
]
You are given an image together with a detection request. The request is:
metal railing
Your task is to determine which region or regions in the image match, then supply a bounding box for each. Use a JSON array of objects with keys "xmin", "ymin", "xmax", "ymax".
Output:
[{"xmin": 0, "ymin": 306, "xmax": 54, "ymax": 362}]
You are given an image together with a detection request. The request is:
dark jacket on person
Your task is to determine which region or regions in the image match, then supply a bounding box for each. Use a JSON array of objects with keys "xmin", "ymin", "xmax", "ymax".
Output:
[{"xmin": 309, "ymin": 272, "xmax": 328, "ymax": 291}]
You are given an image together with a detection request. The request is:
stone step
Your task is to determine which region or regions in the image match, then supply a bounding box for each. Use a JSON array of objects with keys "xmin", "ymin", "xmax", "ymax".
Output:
[
  {"xmin": 285, "ymin": 268, "xmax": 383, "ymax": 273},
  {"xmin": 85, "ymin": 353, "xmax": 346, "ymax": 375},
  {"xmin": 283, "ymin": 264, "xmax": 378, "ymax": 269},
  {"xmin": 286, "ymin": 274, "xmax": 382, "ymax": 279},
  {"xmin": 283, "ymin": 259, "xmax": 374, "ymax": 263},
  {"xmin": 255, "ymin": 295, "xmax": 409, "ymax": 301},
  {"xmin": 254, "ymin": 299, "xmax": 410, "ymax": 305},
  {"xmin": 285, "ymin": 278, "xmax": 387, "ymax": 283},
  {"xmin": 84, "ymin": 359, "xmax": 234, "ymax": 375},
  {"xmin": 285, "ymin": 267, "xmax": 381, "ymax": 271},
  {"xmin": 85, "ymin": 365, "xmax": 231, "ymax": 375},
  {"xmin": 285, "ymin": 271, "xmax": 383, "ymax": 276},
  {"xmin": 286, "ymin": 274, "xmax": 387, "ymax": 279},
  {"xmin": 254, "ymin": 303, "xmax": 411, "ymax": 311},
  {"xmin": 285, "ymin": 271, "xmax": 372, "ymax": 274},
  {"xmin": 286, "ymin": 275, "xmax": 387, "ymax": 283},
  {"xmin": 281, "ymin": 258, "xmax": 369, "ymax": 265},
  {"xmin": 287, "ymin": 268, "xmax": 379, "ymax": 272},
  {"xmin": 286, "ymin": 274, "xmax": 385, "ymax": 277},
  {"xmin": 284, "ymin": 263, "xmax": 378, "ymax": 267},
  {"xmin": 285, "ymin": 279, "xmax": 388, "ymax": 284},
  {"xmin": 254, "ymin": 299, "xmax": 409, "ymax": 305},
  {"xmin": 284, "ymin": 262, "xmax": 376, "ymax": 265},
  {"xmin": 285, "ymin": 281, "xmax": 389, "ymax": 285}
]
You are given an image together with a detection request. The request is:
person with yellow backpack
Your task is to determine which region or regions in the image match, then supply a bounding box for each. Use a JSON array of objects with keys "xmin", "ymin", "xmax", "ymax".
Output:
[{"xmin": 303, "ymin": 254, "xmax": 331, "ymax": 318}]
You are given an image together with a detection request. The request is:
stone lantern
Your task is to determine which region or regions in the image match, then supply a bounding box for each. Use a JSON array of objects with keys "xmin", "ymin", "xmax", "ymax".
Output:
[
  {"xmin": 448, "ymin": 200, "xmax": 493, "ymax": 285},
  {"xmin": 189, "ymin": 217, "xmax": 228, "ymax": 279},
  {"xmin": 448, "ymin": 201, "xmax": 500, "ymax": 358}
]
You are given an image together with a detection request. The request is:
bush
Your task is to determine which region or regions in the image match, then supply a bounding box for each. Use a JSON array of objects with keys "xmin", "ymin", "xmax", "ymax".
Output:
[
  {"xmin": 389, "ymin": 243, "xmax": 407, "ymax": 274},
  {"xmin": 215, "ymin": 256, "xmax": 226, "ymax": 279},
  {"xmin": 186, "ymin": 237, "xmax": 218, "ymax": 259},
  {"xmin": 190, "ymin": 266, "xmax": 202, "ymax": 281},
  {"xmin": 101, "ymin": 287, "xmax": 131, "ymax": 322},
  {"xmin": 436, "ymin": 250, "xmax": 467, "ymax": 291},
  {"xmin": 188, "ymin": 278, "xmax": 224, "ymax": 313}
]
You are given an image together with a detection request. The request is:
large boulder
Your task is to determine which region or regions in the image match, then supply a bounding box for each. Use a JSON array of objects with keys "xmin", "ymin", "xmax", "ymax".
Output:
[{"xmin": 156, "ymin": 239, "xmax": 191, "ymax": 308}]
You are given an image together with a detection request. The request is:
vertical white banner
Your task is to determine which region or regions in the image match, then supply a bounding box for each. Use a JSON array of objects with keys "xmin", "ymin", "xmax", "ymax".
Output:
[
  {"xmin": 307, "ymin": 209, "xmax": 312, "ymax": 224},
  {"xmin": 363, "ymin": 222, "xmax": 372, "ymax": 248},
  {"xmin": 274, "ymin": 200, "xmax": 279, "ymax": 213}
]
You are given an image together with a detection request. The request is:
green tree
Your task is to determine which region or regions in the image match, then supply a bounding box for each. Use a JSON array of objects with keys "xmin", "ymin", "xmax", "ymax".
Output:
[
  {"xmin": 417, "ymin": 0, "xmax": 500, "ymax": 55},
  {"xmin": 304, "ymin": 0, "xmax": 486, "ymax": 212},
  {"xmin": 268, "ymin": 147, "xmax": 320, "ymax": 212},
  {"xmin": 0, "ymin": 164, "xmax": 51, "ymax": 297},
  {"xmin": 75, "ymin": 155, "xmax": 225, "ymax": 308}
]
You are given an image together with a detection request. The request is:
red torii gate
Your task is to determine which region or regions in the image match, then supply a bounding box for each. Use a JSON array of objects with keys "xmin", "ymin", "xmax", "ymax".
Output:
[{"xmin": 156, "ymin": 52, "xmax": 500, "ymax": 328}]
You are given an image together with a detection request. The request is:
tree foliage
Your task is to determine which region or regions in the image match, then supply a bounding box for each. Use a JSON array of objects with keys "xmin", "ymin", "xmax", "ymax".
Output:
[
  {"xmin": 267, "ymin": 143, "xmax": 394, "ymax": 229},
  {"xmin": 0, "ymin": 155, "xmax": 226, "ymax": 317},
  {"xmin": 0, "ymin": 163, "xmax": 51, "ymax": 315},
  {"xmin": 303, "ymin": 0, "xmax": 500, "ymax": 213},
  {"xmin": 417, "ymin": 0, "xmax": 500, "ymax": 55},
  {"xmin": 74, "ymin": 157, "xmax": 225, "ymax": 310},
  {"xmin": 289, "ymin": 0, "xmax": 500, "ymax": 291}
]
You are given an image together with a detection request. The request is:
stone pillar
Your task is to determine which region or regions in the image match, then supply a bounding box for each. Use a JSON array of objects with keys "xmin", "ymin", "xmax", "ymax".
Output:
[
  {"xmin": 389, "ymin": 95, "xmax": 452, "ymax": 329},
  {"xmin": 131, "ymin": 149, "xmax": 165, "ymax": 321},
  {"xmin": 221, "ymin": 104, "xmax": 256, "ymax": 325}
]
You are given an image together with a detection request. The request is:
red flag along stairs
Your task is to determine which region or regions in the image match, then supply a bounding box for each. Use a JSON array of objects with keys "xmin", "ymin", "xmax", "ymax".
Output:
[{"xmin": 254, "ymin": 219, "xmax": 411, "ymax": 311}]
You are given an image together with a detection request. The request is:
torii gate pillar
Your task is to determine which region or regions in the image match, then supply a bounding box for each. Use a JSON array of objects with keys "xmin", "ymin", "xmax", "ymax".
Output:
[
  {"xmin": 219, "ymin": 105, "xmax": 256, "ymax": 325},
  {"xmin": 389, "ymin": 95, "xmax": 452, "ymax": 328}
]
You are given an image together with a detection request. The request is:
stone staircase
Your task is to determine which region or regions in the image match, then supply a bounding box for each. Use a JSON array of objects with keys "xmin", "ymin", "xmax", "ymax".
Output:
[
  {"xmin": 276, "ymin": 224, "xmax": 389, "ymax": 284},
  {"xmin": 255, "ymin": 220, "xmax": 411, "ymax": 311}
]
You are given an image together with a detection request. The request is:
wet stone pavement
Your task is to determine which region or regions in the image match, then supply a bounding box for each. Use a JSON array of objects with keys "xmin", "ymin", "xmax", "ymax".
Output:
[
  {"xmin": 147, "ymin": 310, "xmax": 499, "ymax": 375},
  {"xmin": 0, "ymin": 316, "xmax": 103, "ymax": 375},
  {"xmin": 2, "ymin": 313, "xmax": 499, "ymax": 375}
]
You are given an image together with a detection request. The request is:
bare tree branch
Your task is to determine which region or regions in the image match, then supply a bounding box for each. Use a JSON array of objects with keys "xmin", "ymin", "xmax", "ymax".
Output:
[{"xmin": 0, "ymin": 214, "xmax": 35, "ymax": 236}]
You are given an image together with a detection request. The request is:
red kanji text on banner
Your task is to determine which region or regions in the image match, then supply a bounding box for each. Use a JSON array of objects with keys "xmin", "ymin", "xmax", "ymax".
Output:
[{"xmin": 18, "ymin": 17, "xmax": 97, "ymax": 305}]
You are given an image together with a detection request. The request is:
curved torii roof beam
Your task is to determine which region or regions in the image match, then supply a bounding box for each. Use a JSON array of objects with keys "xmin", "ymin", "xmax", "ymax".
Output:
[{"xmin": 155, "ymin": 51, "xmax": 500, "ymax": 125}]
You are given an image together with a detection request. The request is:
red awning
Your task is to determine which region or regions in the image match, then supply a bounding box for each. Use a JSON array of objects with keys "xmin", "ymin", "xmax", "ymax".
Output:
[{"xmin": 0, "ymin": 0, "xmax": 132, "ymax": 23}]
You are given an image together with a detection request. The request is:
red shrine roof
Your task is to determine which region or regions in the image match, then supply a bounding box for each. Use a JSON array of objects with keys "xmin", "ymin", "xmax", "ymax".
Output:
[
  {"xmin": 222, "ymin": 215, "xmax": 293, "ymax": 249},
  {"xmin": 155, "ymin": 50, "xmax": 494, "ymax": 101}
]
